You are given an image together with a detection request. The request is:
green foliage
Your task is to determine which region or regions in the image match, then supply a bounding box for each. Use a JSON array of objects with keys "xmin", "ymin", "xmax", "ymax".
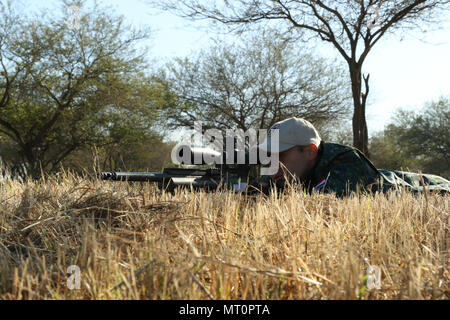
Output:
[
  {"xmin": 0, "ymin": 1, "xmax": 173, "ymax": 178},
  {"xmin": 369, "ymin": 131, "xmax": 421, "ymax": 172},
  {"xmin": 370, "ymin": 96, "xmax": 450, "ymax": 179}
]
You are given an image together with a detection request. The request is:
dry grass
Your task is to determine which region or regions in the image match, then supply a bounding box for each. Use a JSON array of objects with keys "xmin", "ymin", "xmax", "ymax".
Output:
[{"xmin": 0, "ymin": 172, "xmax": 448, "ymax": 300}]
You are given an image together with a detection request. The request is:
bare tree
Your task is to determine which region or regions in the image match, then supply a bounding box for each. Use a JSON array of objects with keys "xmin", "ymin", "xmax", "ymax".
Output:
[
  {"xmin": 149, "ymin": 0, "xmax": 450, "ymax": 156},
  {"xmin": 158, "ymin": 29, "xmax": 351, "ymax": 135}
]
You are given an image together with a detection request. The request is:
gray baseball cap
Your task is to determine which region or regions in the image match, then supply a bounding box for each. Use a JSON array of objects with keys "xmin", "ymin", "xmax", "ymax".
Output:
[{"xmin": 258, "ymin": 117, "xmax": 321, "ymax": 153}]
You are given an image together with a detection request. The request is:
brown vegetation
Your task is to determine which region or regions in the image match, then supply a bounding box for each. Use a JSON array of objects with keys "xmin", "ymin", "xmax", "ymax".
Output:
[{"xmin": 0, "ymin": 173, "xmax": 448, "ymax": 299}]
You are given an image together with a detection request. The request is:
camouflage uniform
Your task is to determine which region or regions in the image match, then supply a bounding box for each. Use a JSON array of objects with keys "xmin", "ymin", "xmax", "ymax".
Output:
[{"xmin": 298, "ymin": 142, "xmax": 450, "ymax": 197}]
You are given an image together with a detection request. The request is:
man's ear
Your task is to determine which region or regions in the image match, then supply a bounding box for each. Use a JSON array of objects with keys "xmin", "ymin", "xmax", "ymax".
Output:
[{"xmin": 306, "ymin": 144, "xmax": 318, "ymax": 160}]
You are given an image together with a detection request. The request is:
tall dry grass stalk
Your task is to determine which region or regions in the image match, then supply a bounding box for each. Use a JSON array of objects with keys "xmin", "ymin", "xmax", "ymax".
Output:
[{"xmin": 0, "ymin": 172, "xmax": 448, "ymax": 299}]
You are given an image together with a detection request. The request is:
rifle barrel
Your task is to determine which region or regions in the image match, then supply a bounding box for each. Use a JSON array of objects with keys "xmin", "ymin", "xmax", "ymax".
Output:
[{"xmin": 100, "ymin": 171, "xmax": 169, "ymax": 182}]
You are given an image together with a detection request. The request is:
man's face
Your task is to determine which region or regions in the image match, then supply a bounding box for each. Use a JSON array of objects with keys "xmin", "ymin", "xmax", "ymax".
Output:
[{"xmin": 271, "ymin": 146, "xmax": 316, "ymax": 182}]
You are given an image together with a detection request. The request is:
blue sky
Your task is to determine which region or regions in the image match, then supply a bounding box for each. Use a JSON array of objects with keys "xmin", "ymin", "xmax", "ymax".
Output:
[{"xmin": 15, "ymin": 0, "xmax": 450, "ymax": 136}]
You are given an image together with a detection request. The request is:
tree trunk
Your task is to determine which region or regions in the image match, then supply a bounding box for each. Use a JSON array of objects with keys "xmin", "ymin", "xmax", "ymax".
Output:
[
  {"xmin": 349, "ymin": 62, "xmax": 369, "ymax": 157},
  {"xmin": 21, "ymin": 144, "xmax": 41, "ymax": 179}
]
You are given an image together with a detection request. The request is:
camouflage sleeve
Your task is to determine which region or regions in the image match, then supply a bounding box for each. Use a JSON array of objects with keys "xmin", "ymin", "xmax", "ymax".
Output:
[
  {"xmin": 320, "ymin": 150, "xmax": 379, "ymax": 197},
  {"xmin": 378, "ymin": 169, "xmax": 450, "ymax": 194}
]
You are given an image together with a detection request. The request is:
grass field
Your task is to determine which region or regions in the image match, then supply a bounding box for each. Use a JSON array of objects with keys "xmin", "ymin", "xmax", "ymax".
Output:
[{"xmin": 0, "ymin": 173, "xmax": 448, "ymax": 299}]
